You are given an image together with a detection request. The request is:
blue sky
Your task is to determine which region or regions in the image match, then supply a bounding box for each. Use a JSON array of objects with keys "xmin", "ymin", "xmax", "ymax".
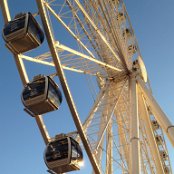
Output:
[{"xmin": 0, "ymin": 0, "xmax": 174, "ymax": 173}]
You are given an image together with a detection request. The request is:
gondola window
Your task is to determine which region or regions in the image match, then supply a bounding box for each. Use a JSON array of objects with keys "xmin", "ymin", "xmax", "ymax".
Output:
[
  {"xmin": 45, "ymin": 139, "xmax": 68, "ymax": 162},
  {"xmin": 3, "ymin": 16, "xmax": 25, "ymax": 36},
  {"xmin": 23, "ymin": 80, "xmax": 45, "ymax": 101},
  {"xmin": 48, "ymin": 82, "xmax": 61, "ymax": 107}
]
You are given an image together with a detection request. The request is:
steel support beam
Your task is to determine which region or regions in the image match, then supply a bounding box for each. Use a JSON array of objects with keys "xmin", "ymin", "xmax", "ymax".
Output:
[
  {"xmin": 97, "ymin": 0, "xmax": 130, "ymax": 71},
  {"xmin": 0, "ymin": 0, "xmax": 11, "ymax": 23},
  {"xmin": 75, "ymin": 83, "xmax": 109, "ymax": 143},
  {"xmin": 106, "ymin": 122, "xmax": 113, "ymax": 174},
  {"xmin": 19, "ymin": 54, "xmax": 93, "ymax": 75},
  {"xmin": 92, "ymin": 112, "xmax": 106, "ymax": 174},
  {"xmin": 129, "ymin": 77, "xmax": 141, "ymax": 174},
  {"xmin": 137, "ymin": 77, "xmax": 174, "ymax": 147},
  {"xmin": 138, "ymin": 91, "xmax": 164, "ymax": 174},
  {"xmin": 36, "ymin": 0, "xmax": 101, "ymax": 173},
  {"xmin": 55, "ymin": 42, "xmax": 122, "ymax": 72},
  {"xmin": 83, "ymin": 83, "xmax": 109, "ymax": 130},
  {"xmin": 115, "ymin": 111, "xmax": 129, "ymax": 168},
  {"xmin": 95, "ymin": 79, "xmax": 128, "ymax": 151},
  {"xmin": 1, "ymin": 0, "xmax": 50, "ymax": 145}
]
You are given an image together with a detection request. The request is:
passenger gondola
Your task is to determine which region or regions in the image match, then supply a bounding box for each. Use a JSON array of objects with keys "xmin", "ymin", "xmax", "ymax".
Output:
[
  {"xmin": 117, "ymin": 12, "xmax": 126, "ymax": 23},
  {"xmin": 123, "ymin": 28, "xmax": 132, "ymax": 39},
  {"xmin": 3, "ymin": 12, "xmax": 44, "ymax": 54},
  {"xmin": 128, "ymin": 44, "xmax": 137, "ymax": 57},
  {"xmin": 160, "ymin": 150, "xmax": 168, "ymax": 161},
  {"xmin": 151, "ymin": 120, "xmax": 160, "ymax": 130},
  {"xmin": 21, "ymin": 75, "xmax": 62, "ymax": 116},
  {"xmin": 155, "ymin": 135, "xmax": 163, "ymax": 145},
  {"xmin": 44, "ymin": 134, "xmax": 83, "ymax": 174}
]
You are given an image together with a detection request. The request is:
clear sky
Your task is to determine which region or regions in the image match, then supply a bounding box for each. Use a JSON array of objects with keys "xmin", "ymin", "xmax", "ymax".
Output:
[{"xmin": 0, "ymin": 0, "xmax": 174, "ymax": 173}]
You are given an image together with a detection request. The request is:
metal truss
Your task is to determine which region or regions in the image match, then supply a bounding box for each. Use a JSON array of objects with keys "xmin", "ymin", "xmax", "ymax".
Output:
[{"xmin": 1, "ymin": 0, "xmax": 174, "ymax": 174}]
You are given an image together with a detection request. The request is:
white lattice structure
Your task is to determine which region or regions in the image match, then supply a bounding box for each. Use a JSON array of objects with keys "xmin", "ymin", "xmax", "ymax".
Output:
[{"xmin": 1, "ymin": 0, "xmax": 174, "ymax": 173}]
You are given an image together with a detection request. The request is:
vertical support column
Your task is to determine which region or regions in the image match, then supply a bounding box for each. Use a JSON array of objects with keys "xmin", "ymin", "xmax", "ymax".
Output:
[
  {"xmin": 0, "ymin": 0, "xmax": 50, "ymax": 144},
  {"xmin": 138, "ymin": 90, "xmax": 164, "ymax": 173},
  {"xmin": 137, "ymin": 77, "xmax": 174, "ymax": 147},
  {"xmin": 36, "ymin": 0, "xmax": 101, "ymax": 173},
  {"xmin": 106, "ymin": 122, "xmax": 113, "ymax": 174},
  {"xmin": 129, "ymin": 77, "xmax": 141, "ymax": 174}
]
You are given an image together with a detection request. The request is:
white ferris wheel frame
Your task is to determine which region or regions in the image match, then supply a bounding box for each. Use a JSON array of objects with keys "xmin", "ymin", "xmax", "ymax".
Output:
[{"xmin": 1, "ymin": 0, "xmax": 174, "ymax": 174}]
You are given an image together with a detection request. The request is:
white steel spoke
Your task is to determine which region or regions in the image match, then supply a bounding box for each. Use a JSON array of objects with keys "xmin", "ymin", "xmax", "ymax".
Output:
[
  {"xmin": 114, "ymin": 79, "xmax": 130, "ymax": 169},
  {"xmin": 94, "ymin": 0, "xmax": 129, "ymax": 70},
  {"xmin": 73, "ymin": 0, "xmax": 122, "ymax": 63},
  {"xmin": 55, "ymin": 42, "xmax": 123, "ymax": 72},
  {"xmin": 94, "ymin": 79, "xmax": 128, "ymax": 152},
  {"xmin": 44, "ymin": 1, "xmax": 96, "ymax": 58},
  {"xmin": 66, "ymin": 0, "xmax": 103, "ymax": 60},
  {"xmin": 106, "ymin": 121, "xmax": 113, "ymax": 174},
  {"xmin": 114, "ymin": 111, "xmax": 129, "ymax": 169},
  {"xmin": 82, "ymin": 83, "xmax": 110, "ymax": 132},
  {"xmin": 93, "ymin": 110, "xmax": 107, "ymax": 173},
  {"xmin": 19, "ymin": 53, "xmax": 104, "ymax": 76},
  {"xmin": 85, "ymin": 78, "xmax": 128, "ymax": 152},
  {"xmin": 20, "ymin": 54, "xmax": 93, "ymax": 74}
]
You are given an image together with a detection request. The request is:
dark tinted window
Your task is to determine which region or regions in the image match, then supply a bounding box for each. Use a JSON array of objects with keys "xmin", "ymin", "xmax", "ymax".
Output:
[
  {"xmin": 23, "ymin": 78, "xmax": 45, "ymax": 100},
  {"xmin": 71, "ymin": 138, "xmax": 83, "ymax": 160},
  {"xmin": 28, "ymin": 14, "xmax": 44, "ymax": 43},
  {"xmin": 3, "ymin": 16, "xmax": 26, "ymax": 36},
  {"xmin": 46, "ymin": 138, "xmax": 68, "ymax": 162},
  {"xmin": 48, "ymin": 81, "xmax": 62, "ymax": 107}
]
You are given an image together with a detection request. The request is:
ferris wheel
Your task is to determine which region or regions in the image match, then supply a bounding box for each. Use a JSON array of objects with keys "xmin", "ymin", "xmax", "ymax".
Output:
[{"xmin": 1, "ymin": 0, "xmax": 174, "ymax": 174}]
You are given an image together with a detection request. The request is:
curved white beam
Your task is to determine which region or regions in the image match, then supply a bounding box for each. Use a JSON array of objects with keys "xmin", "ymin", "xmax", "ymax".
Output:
[{"xmin": 36, "ymin": 0, "xmax": 101, "ymax": 173}]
